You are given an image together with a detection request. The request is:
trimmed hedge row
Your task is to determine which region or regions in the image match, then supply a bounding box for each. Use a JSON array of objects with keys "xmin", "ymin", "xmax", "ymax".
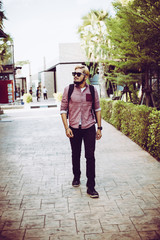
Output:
[{"xmin": 100, "ymin": 99, "xmax": 160, "ymax": 161}]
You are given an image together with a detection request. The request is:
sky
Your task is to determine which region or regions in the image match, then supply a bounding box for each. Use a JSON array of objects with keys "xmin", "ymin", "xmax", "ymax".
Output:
[{"xmin": 3, "ymin": 0, "xmax": 114, "ymax": 74}]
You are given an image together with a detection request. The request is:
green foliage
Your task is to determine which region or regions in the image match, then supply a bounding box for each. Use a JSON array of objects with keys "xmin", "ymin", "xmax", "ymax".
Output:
[
  {"xmin": 100, "ymin": 100, "xmax": 160, "ymax": 160},
  {"xmin": 53, "ymin": 92, "xmax": 62, "ymax": 102},
  {"xmin": 148, "ymin": 110, "xmax": 160, "ymax": 160},
  {"xmin": 0, "ymin": 2, "xmax": 13, "ymax": 65},
  {"xmin": 0, "ymin": 1, "xmax": 7, "ymax": 28},
  {"xmin": 110, "ymin": 100, "xmax": 125, "ymax": 130},
  {"xmin": 122, "ymin": 104, "xmax": 152, "ymax": 148},
  {"xmin": 78, "ymin": 0, "xmax": 160, "ymax": 107},
  {"xmin": 0, "ymin": 36, "xmax": 12, "ymax": 65},
  {"xmin": 23, "ymin": 93, "xmax": 32, "ymax": 103},
  {"xmin": 77, "ymin": 10, "xmax": 109, "ymax": 62},
  {"xmin": 15, "ymin": 60, "xmax": 30, "ymax": 66},
  {"xmin": 106, "ymin": 0, "xmax": 160, "ymax": 102},
  {"xmin": 152, "ymin": 91, "xmax": 160, "ymax": 110},
  {"xmin": 100, "ymin": 99, "xmax": 113, "ymax": 123}
]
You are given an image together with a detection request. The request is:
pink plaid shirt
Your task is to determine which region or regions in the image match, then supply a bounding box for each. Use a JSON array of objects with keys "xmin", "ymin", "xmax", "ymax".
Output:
[{"xmin": 60, "ymin": 84, "xmax": 101, "ymax": 129}]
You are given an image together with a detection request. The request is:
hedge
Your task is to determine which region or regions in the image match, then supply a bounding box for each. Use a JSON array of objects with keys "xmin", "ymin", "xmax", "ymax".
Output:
[
  {"xmin": 100, "ymin": 99, "xmax": 160, "ymax": 161},
  {"xmin": 147, "ymin": 110, "xmax": 160, "ymax": 160}
]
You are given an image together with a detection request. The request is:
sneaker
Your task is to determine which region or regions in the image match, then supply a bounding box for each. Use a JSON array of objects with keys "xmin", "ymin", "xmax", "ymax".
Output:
[
  {"xmin": 87, "ymin": 188, "xmax": 99, "ymax": 198},
  {"xmin": 72, "ymin": 179, "xmax": 80, "ymax": 187}
]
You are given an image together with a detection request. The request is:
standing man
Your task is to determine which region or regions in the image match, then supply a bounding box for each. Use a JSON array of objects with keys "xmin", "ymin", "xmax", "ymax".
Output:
[
  {"xmin": 36, "ymin": 87, "xmax": 40, "ymax": 102},
  {"xmin": 43, "ymin": 86, "xmax": 48, "ymax": 100},
  {"xmin": 29, "ymin": 87, "xmax": 33, "ymax": 96},
  {"xmin": 60, "ymin": 65, "xmax": 102, "ymax": 198}
]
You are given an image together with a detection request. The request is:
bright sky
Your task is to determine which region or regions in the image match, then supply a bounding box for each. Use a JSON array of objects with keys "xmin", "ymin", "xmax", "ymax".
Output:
[{"xmin": 3, "ymin": 0, "xmax": 114, "ymax": 74}]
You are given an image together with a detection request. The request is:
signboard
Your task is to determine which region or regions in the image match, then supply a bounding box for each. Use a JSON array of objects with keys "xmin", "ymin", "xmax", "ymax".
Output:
[{"xmin": 0, "ymin": 80, "xmax": 14, "ymax": 103}]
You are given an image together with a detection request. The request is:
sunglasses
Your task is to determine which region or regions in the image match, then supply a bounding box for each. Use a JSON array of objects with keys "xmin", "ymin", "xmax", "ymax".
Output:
[{"xmin": 72, "ymin": 72, "xmax": 85, "ymax": 77}]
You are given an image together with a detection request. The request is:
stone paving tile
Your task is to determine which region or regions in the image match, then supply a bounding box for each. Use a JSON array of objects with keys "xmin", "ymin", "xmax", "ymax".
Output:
[
  {"xmin": 3, "ymin": 220, "xmax": 21, "ymax": 230},
  {"xmin": 139, "ymin": 230, "xmax": 160, "ymax": 240},
  {"xmin": 0, "ymin": 108, "xmax": 160, "ymax": 240},
  {"xmin": 115, "ymin": 199, "xmax": 144, "ymax": 216},
  {"xmin": 85, "ymin": 231, "xmax": 141, "ymax": 240},
  {"xmin": 20, "ymin": 215, "xmax": 45, "ymax": 229},
  {"xmin": 1, "ymin": 210, "xmax": 24, "ymax": 222},
  {"xmin": 130, "ymin": 213, "xmax": 160, "ymax": 231},
  {"xmin": 77, "ymin": 220, "xmax": 102, "ymax": 234},
  {"xmin": 0, "ymin": 229, "xmax": 25, "ymax": 240}
]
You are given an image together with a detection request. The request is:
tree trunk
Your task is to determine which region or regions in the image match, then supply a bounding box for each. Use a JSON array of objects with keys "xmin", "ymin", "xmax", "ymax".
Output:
[
  {"xmin": 140, "ymin": 65, "xmax": 156, "ymax": 107},
  {"xmin": 99, "ymin": 63, "xmax": 107, "ymax": 98},
  {"xmin": 145, "ymin": 66, "xmax": 150, "ymax": 106}
]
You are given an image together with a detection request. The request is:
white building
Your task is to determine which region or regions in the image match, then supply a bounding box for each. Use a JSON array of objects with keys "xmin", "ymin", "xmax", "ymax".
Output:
[{"xmin": 39, "ymin": 42, "xmax": 88, "ymax": 96}]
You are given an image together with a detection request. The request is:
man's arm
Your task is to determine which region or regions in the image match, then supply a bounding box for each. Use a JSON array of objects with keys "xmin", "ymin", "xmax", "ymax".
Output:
[
  {"xmin": 61, "ymin": 113, "xmax": 74, "ymax": 138},
  {"xmin": 95, "ymin": 110, "xmax": 102, "ymax": 140}
]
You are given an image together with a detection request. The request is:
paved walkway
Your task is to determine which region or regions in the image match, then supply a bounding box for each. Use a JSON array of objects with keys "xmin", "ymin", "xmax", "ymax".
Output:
[{"xmin": 0, "ymin": 105, "xmax": 160, "ymax": 240}]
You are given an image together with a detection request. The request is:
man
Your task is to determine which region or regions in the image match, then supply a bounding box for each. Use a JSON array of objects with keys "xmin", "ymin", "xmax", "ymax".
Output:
[
  {"xmin": 43, "ymin": 86, "xmax": 48, "ymax": 100},
  {"xmin": 29, "ymin": 87, "xmax": 33, "ymax": 95},
  {"xmin": 60, "ymin": 65, "xmax": 102, "ymax": 198},
  {"xmin": 36, "ymin": 87, "xmax": 40, "ymax": 102}
]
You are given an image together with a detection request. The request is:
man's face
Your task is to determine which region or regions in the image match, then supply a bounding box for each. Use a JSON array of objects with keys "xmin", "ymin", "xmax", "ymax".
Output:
[{"xmin": 73, "ymin": 68, "xmax": 86, "ymax": 83}]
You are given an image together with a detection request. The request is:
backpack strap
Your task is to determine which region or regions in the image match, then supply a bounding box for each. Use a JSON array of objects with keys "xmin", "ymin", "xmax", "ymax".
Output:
[
  {"xmin": 89, "ymin": 85, "xmax": 95, "ymax": 111},
  {"xmin": 67, "ymin": 84, "xmax": 74, "ymax": 118},
  {"xmin": 89, "ymin": 85, "xmax": 97, "ymax": 122}
]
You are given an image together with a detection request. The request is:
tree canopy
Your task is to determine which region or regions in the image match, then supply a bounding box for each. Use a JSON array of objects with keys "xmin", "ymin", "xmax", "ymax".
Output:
[
  {"xmin": 0, "ymin": 1, "xmax": 12, "ymax": 66},
  {"xmin": 78, "ymin": 0, "xmax": 160, "ymax": 106}
]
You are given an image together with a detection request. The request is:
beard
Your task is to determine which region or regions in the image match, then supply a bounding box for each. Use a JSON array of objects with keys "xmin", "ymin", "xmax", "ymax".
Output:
[{"xmin": 74, "ymin": 77, "xmax": 85, "ymax": 86}]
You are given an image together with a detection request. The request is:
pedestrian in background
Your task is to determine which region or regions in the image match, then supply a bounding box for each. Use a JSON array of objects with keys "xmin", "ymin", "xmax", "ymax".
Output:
[
  {"xmin": 43, "ymin": 86, "xmax": 48, "ymax": 100},
  {"xmin": 60, "ymin": 64, "xmax": 102, "ymax": 198},
  {"xmin": 29, "ymin": 87, "xmax": 33, "ymax": 95},
  {"xmin": 21, "ymin": 88, "xmax": 25, "ymax": 96},
  {"xmin": 36, "ymin": 87, "xmax": 40, "ymax": 102}
]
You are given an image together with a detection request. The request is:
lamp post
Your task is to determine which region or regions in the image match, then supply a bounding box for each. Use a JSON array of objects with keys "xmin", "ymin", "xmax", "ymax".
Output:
[{"xmin": 10, "ymin": 42, "xmax": 16, "ymax": 101}]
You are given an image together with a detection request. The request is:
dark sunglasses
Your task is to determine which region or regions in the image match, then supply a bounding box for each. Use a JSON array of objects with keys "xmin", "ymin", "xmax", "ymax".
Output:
[{"xmin": 72, "ymin": 72, "xmax": 85, "ymax": 77}]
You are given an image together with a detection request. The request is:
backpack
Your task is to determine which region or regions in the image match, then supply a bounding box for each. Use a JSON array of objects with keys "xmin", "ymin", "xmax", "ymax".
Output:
[{"xmin": 67, "ymin": 84, "xmax": 97, "ymax": 121}]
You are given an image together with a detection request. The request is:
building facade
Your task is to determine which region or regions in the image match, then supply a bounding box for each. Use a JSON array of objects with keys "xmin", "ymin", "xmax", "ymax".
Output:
[{"xmin": 39, "ymin": 42, "xmax": 88, "ymax": 96}]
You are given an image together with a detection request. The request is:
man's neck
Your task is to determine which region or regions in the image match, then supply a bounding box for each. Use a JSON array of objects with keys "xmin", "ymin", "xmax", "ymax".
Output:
[{"xmin": 79, "ymin": 82, "xmax": 86, "ymax": 88}]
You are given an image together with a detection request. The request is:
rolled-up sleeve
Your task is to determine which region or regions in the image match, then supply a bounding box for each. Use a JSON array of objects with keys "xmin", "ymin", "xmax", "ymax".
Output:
[{"xmin": 60, "ymin": 86, "xmax": 69, "ymax": 114}]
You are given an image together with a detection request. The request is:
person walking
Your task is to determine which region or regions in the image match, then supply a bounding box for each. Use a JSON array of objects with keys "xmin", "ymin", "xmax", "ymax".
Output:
[
  {"xmin": 21, "ymin": 88, "xmax": 25, "ymax": 96},
  {"xmin": 60, "ymin": 64, "xmax": 102, "ymax": 198},
  {"xmin": 36, "ymin": 87, "xmax": 40, "ymax": 102},
  {"xmin": 29, "ymin": 87, "xmax": 33, "ymax": 95}
]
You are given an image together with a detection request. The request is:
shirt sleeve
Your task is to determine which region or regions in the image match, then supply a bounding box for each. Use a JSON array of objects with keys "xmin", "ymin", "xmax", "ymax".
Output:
[{"xmin": 60, "ymin": 86, "xmax": 69, "ymax": 114}]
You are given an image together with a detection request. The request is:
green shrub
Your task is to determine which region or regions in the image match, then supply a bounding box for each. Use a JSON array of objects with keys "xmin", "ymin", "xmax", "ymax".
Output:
[
  {"xmin": 120, "ymin": 103, "xmax": 134, "ymax": 136},
  {"xmin": 100, "ymin": 99, "xmax": 112, "ymax": 123},
  {"xmin": 23, "ymin": 93, "xmax": 32, "ymax": 103},
  {"xmin": 110, "ymin": 100, "xmax": 126, "ymax": 130},
  {"xmin": 127, "ymin": 105, "xmax": 152, "ymax": 149},
  {"xmin": 147, "ymin": 110, "xmax": 160, "ymax": 159}
]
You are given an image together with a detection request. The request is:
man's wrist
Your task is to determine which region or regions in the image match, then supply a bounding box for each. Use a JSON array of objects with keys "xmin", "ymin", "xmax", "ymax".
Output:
[
  {"xmin": 97, "ymin": 126, "xmax": 102, "ymax": 130},
  {"xmin": 65, "ymin": 127, "xmax": 69, "ymax": 131}
]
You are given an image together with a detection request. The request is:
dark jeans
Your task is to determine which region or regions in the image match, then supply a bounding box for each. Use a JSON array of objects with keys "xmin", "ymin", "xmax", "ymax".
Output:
[
  {"xmin": 69, "ymin": 124, "xmax": 96, "ymax": 190},
  {"xmin": 43, "ymin": 93, "xmax": 48, "ymax": 100}
]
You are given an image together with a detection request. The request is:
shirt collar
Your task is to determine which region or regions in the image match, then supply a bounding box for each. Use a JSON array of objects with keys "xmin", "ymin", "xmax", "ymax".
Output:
[{"xmin": 74, "ymin": 83, "xmax": 89, "ymax": 88}]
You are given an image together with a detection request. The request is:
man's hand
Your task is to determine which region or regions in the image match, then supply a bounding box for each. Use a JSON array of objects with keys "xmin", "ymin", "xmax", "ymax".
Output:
[
  {"xmin": 66, "ymin": 128, "xmax": 74, "ymax": 138},
  {"xmin": 96, "ymin": 129, "xmax": 102, "ymax": 140}
]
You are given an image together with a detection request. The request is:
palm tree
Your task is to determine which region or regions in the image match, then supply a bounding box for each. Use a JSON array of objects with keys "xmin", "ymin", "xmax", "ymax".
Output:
[
  {"xmin": 78, "ymin": 10, "xmax": 109, "ymax": 97},
  {"xmin": 0, "ymin": 1, "xmax": 7, "ymax": 29},
  {"xmin": 0, "ymin": 1, "xmax": 13, "ymax": 67}
]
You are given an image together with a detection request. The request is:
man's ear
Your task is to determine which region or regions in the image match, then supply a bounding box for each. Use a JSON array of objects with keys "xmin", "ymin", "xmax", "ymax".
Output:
[{"xmin": 85, "ymin": 75, "xmax": 88, "ymax": 81}]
